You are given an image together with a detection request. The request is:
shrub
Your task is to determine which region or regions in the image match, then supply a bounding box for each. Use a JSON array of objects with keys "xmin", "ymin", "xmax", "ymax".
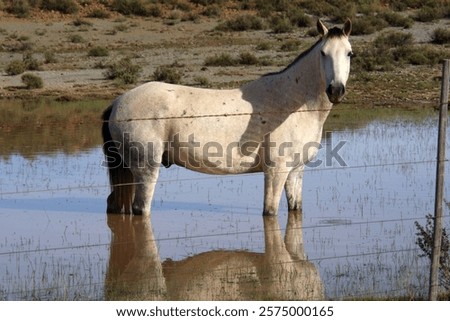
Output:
[
  {"xmin": 386, "ymin": 0, "xmax": 423, "ymax": 11},
  {"xmin": 193, "ymin": 76, "xmax": 210, "ymax": 87},
  {"xmin": 68, "ymin": 34, "xmax": 85, "ymax": 43},
  {"xmin": 88, "ymin": 46, "xmax": 109, "ymax": 57},
  {"xmin": 202, "ymin": 5, "xmax": 221, "ymax": 17},
  {"xmin": 22, "ymin": 52, "xmax": 40, "ymax": 71},
  {"xmin": 415, "ymin": 214, "xmax": 450, "ymax": 291},
  {"xmin": 72, "ymin": 18, "xmax": 93, "ymax": 27},
  {"xmin": 216, "ymin": 15, "xmax": 265, "ymax": 31},
  {"xmin": 7, "ymin": 0, "xmax": 31, "ymax": 18},
  {"xmin": 21, "ymin": 73, "xmax": 44, "ymax": 89},
  {"xmin": 351, "ymin": 16, "xmax": 388, "ymax": 35},
  {"xmin": 380, "ymin": 12, "xmax": 413, "ymax": 28},
  {"xmin": 104, "ymin": 57, "xmax": 142, "ymax": 84},
  {"xmin": 306, "ymin": 27, "xmax": 319, "ymax": 37},
  {"xmin": 288, "ymin": 10, "xmax": 313, "ymax": 28},
  {"xmin": 256, "ymin": 42, "xmax": 272, "ymax": 51},
  {"xmin": 191, "ymin": 0, "xmax": 225, "ymax": 5},
  {"xmin": 269, "ymin": 16, "xmax": 293, "ymax": 34},
  {"xmin": 280, "ymin": 40, "xmax": 301, "ymax": 52},
  {"xmin": 388, "ymin": 44, "xmax": 446, "ymax": 66},
  {"xmin": 204, "ymin": 53, "xmax": 238, "ymax": 66},
  {"xmin": 432, "ymin": 28, "xmax": 450, "ymax": 44},
  {"xmin": 40, "ymin": 0, "xmax": 79, "ymax": 14},
  {"xmin": 330, "ymin": 2, "xmax": 356, "ymax": 23},
  {"xmin": 374, "ymin": 31, "xmax": 414, "ymax": 50},
  {"xmin": 415, "ymin": 6, "xmax": 442, "ymax": 22},
  {"xmin": 44, "ymin": 51, "xmax": 58, "ymax": 64},
  {"xmin": 87, "ymin": 8, "xmax": 111, "ymax": 19},
  {"xmin": 5, "ymin": 52, "xmax": 42, "ymax": 75},
  {"xmin": 239, "ymin": 52, "xmax": 259, "ymax": 65},
  {"xmin": 5, "ymin": 60, "xmax": 26, "ymax": 75},
  {"xmin": 152, "ymin": 65, "xmax": 182, "ymax": 84},
  {"xmin": 110, "ymin": 0, "xmax": 152, "ymax": 16}
]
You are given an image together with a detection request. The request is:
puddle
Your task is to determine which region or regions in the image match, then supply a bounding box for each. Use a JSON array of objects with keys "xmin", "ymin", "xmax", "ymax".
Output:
[{"xmin": 0, "ymin": 100, "xmax": 449, "ymax": 300}]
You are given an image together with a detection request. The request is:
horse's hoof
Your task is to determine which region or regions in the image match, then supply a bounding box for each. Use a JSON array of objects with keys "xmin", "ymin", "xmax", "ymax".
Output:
[{"xmin": 132, "ymin": 205, "xmax": 148, "ymax": 216}]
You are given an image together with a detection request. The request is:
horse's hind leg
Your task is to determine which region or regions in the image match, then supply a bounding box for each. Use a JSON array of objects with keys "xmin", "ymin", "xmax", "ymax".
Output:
[{"xmin": 131, "ymin": 165, "xmax": 160, "ymax": 216}]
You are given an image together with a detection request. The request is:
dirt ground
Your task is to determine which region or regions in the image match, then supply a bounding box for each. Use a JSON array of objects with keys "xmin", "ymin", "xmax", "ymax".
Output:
[{"xmin": 0, "ymin": 9, "xmax": 448, "ymax": 106}]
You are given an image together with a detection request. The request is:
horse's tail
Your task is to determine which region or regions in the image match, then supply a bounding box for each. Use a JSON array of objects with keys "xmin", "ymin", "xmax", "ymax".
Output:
[{"xmin": 102, "ymin": 105, "xmax": 134, "ymax": 214}]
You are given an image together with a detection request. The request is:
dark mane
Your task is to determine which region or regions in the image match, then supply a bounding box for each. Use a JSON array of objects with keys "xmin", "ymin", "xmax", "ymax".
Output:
[
  {"xmin": 327, "ymin": 26, "xmax": 346, "ymax": 38},
  {"xmin": 263, "ymin": 27, "xmax": 345, "ymax": 77}
]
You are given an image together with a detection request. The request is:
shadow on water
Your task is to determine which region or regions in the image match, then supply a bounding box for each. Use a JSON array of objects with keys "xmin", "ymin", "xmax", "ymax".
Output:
[{"xmin": 105, "ymin": 210, "xmax": 324, "ymax": 300}]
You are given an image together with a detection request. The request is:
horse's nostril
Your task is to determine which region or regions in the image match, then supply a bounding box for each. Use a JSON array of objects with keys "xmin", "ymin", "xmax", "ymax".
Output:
[
  {"xmin": 327, "ymin": 84, "xmax": 345, "ymax": 97},
  {"xmin": 326, "ymin": 85, "xmax": 333, "ymax": 96}
]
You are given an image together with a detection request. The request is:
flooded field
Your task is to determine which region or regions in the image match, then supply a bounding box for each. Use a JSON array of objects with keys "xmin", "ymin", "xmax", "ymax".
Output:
[{"xmin": 0, "ymin": 99, "xmax": 449, "ymax": 300}]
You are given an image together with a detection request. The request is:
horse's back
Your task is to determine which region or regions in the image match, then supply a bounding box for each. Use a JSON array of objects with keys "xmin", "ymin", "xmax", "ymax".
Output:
[{"xmin": 112, "ymin": 81, "xmax": 245, "ymax": 121}]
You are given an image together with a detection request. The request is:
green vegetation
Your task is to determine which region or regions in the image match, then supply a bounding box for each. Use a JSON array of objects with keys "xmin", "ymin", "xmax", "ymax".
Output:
[
  {"xmin": 110, "ymin": 0, "xmax": 161, "ymax": 17},
  {"xmin": 6, "ymin": 0, "xmax": 31, "ymax": 18},
  {"xmin": 5, "ymin": 52, "xmax": 41, "ymax": 75},
  {"xmin": 432, "ymin": 28, "xmax": 450, "ymax": 45},
  {"xmin": 5, "ymin": 59, "xmax": 26, "ymax": 76},
  {"xmin": 104, "ymin": 57, "xmax": 142, "ymax": 84},
  {"xmin": 216, "ymin": 15, "xmax": 265, "ymax": 32},
  {"xmin": 0, "ymin": 0, "xmax": 448, "ymax": 99},
  {"xmin": 40, "ymin": 0, "xmax": 79, "ymax": 14},
  {"xmin": 88, "ymin": 46, "xmax": 109, "ymax": 57},
  {"xmin": 152, "ymin": 65, "xmax": 183, "ymax": 84},
  {"xmin": 415, "ymin": 214, "xmax": 450, "ymax": 293},
  {"xmin": 353, "ymin": 30, "xmax": 448, "ymax": 72},
  {"xmin": 87, "ymin": 8, "xmax": 111, "ymax": 18},
  {"xmin": 204, "ymin": 53, "xmax": 238, "ymax": 66},
  {"xmin": 204, "ymin": 52, "xmax": 262, "ymax": 67},
  {"xmin": 21, "ymin": 73, "xmax": 44, "ymax": 89},
  {"xmin": 68, "ymin": 34, "xmax": 85, "ymax": 43}
]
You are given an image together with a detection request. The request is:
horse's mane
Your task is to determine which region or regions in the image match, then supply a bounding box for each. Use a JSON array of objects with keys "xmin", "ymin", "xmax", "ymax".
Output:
[{"xmin": 262, "ymin": 27, "xmax": 345, "ymax": 77}]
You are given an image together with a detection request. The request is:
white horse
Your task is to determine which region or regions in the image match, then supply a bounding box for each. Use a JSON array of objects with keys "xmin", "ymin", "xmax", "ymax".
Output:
[{"xmin": 102, "ymin": 19, "xmax": 353, "ymax": 216}]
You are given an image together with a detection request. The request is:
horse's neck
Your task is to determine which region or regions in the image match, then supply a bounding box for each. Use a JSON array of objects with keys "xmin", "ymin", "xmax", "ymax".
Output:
[{"xmin": 244, "ymin": 44, "xmax": 331, "ymax": 121}]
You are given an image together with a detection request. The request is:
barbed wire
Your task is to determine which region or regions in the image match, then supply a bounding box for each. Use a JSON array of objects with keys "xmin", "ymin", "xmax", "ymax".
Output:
[
  {"xmin": 0, "ymin": 99, "xmax": 448, "ymax": 300},
  {"xmin": 0, "ymin": 158, "xmax": 447, "ymax": 197},
  {"xmin": 0, "ymin": 245, "xmax": 428, "ymax": 300},
  {"xmin": 1, "ymin": 212, "xmax": 448, "ymax": 258},
  {"xmin": 1, "ymin": 99, "xmax": 441, "ymax": 129}
]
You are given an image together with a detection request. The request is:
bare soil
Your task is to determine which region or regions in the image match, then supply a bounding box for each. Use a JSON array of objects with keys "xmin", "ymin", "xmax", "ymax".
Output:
[{"xmin": 0, "ymin": 9, "xmax": 448, "ymax": 107}]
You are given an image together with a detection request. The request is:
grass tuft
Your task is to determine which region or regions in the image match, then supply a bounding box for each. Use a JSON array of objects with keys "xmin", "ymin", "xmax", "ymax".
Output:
[{"xmin": 21, "ymin": 73, "xmax": 44, "ymax": 89}]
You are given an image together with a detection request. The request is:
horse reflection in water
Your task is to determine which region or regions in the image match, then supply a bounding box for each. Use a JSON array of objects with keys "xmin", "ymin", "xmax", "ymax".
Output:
[{"xmin": 105, "ymin": 211, "xmax": 323, "ymax": 300}]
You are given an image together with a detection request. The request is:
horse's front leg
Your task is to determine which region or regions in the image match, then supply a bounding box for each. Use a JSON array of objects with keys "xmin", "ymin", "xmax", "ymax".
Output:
[
  {"xmin": 132, "ymin": 165, "xmax": 160, "ymax": 216},
  {"xmin": 263, "ymin": 168, "xmax": 290, "ymax": 216},
  {"xmin": 284, "ymin": 166, "xmax": 304, "ymax": 211}
]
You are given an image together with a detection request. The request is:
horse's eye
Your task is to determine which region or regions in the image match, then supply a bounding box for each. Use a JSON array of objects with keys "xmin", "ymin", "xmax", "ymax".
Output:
[{"xmin": 348, "ymin": 51, "xmax": 355, "ymax": 58}]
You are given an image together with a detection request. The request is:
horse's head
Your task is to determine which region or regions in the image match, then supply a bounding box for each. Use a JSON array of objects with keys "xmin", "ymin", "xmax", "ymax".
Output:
[{"xmin": 317, "ymin": 19, "xmax": 353, "ymax": 104}]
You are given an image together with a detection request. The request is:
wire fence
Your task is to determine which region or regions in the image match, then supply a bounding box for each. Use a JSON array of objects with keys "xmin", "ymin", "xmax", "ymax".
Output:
[{"xmin": 0, "ymin": 97, "xmax": 449, "ymax": 300}]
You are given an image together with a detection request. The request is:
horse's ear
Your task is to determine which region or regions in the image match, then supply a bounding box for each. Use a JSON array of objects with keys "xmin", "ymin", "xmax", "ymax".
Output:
[
  {"xmin": 343, "ymin": 19, "xmax": 352, "ymax": 37},
  {"xmin": 317, "ymin": 19, "xmax": 328, "ymax": 36}
]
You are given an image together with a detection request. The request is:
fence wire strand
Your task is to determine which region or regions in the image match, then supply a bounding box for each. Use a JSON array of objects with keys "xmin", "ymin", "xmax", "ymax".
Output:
[{"xmin": 0, "ymin": 97, "xmax": 448, "ymax": 299}]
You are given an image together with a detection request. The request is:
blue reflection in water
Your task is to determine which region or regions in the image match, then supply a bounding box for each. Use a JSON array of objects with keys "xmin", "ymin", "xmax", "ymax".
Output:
[{"xmin": 0, "ymin": 113, "xmax": 448, "ymax": 300}]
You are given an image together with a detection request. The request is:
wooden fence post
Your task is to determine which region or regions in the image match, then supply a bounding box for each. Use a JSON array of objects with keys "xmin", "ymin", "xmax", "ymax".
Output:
[{"xmin": 429, "ymin": 59, "xmax": 449, "ymax": 301}]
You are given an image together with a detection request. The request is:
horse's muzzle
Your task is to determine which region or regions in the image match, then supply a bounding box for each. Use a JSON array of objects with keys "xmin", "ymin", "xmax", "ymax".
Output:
[{"xmin": 326, "ymin": 84, "xmax": 346, "ymax": 104}]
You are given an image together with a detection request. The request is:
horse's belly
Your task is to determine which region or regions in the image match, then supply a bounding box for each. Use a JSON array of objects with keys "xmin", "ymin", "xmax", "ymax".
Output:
[{"xmin": 169, "ymin": 146, "xmax": 263, "ymax": 175}]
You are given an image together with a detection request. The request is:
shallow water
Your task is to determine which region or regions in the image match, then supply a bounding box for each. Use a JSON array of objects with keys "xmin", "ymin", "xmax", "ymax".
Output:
[{"xmin": 0, "ymin": 100, "xmax": 449, "ymax": 300}]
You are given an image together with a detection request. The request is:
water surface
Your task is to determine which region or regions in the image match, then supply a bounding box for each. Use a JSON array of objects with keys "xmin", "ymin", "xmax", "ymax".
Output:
[{"xmin": 0, "ymin": 100, "xmax": 448, "ymax": 300}]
